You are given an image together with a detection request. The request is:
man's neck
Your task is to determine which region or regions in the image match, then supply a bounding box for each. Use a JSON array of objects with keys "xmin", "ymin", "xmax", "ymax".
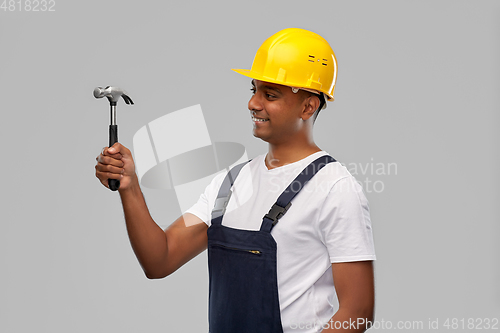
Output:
[{"xmin": 265, "ymin": 144, "xmax": 322, "ymax": 170}]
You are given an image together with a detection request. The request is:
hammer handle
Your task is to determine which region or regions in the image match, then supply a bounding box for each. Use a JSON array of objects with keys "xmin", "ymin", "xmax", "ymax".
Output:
[{"xmin": 108, "ymin": 125, "xmax": 120, "ymax": 191}]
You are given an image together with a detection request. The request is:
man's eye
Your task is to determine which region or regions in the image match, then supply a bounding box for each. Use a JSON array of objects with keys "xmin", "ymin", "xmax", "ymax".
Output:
[{"xmin": 266, "ymin": 94, "xmax": 276, "ymax": 99}]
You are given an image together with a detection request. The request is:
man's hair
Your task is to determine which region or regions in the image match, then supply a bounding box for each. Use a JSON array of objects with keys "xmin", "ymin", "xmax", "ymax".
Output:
[{"xmin": 312, "ymin": 93, "xmax": 326, "ymax": 124}]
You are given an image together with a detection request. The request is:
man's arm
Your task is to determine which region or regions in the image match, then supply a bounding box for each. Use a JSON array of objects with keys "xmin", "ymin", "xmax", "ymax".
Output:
[
  {"xmin": 119, "ymin": 177, "xmax": 208, "ymax": 279},
  {"xmin": 322, "ymin": 261, "xmax": 375, "ymax": 332},
  {"xmin": 96, "ymin": 142, "xmax": 208, "ymax": 279}
]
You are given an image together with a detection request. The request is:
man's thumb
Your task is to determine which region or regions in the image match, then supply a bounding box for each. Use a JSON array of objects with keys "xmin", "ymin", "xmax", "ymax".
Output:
[{"xmin": 108, "ymin": 142, "xmax": 120, "ymax": 154}]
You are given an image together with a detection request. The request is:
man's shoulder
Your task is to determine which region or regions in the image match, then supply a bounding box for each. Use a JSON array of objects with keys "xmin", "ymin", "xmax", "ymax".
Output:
[{"xmin": 316, "ymin": 157, "xmax": 353, "ymax": 185}]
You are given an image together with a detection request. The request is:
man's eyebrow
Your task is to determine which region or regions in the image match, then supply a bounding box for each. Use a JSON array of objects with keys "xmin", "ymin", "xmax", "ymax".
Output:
[
  {"xmin": 262, "ymin": 85, "xmax": 282, "ymax": 94},
  {"xmin": 250, "ymin": 80, "xmax": 282, "ymax": 94}
]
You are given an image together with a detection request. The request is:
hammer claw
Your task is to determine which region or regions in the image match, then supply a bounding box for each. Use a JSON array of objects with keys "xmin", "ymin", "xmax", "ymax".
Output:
[{"xmin": 122, "ymin": 94, "xmax": 134, "ymax": 105}]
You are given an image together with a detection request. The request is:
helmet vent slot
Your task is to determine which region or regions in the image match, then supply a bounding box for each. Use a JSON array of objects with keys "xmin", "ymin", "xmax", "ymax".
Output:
[{"xmin": 308, "ymin": 55, "xmax": 315, "ymax": 62}]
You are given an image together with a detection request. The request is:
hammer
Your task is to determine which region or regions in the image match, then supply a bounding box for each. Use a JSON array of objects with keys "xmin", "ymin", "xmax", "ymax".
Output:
[{"xmin": 94, "ymin": 86, "xmax": 134, "ymax": 191}]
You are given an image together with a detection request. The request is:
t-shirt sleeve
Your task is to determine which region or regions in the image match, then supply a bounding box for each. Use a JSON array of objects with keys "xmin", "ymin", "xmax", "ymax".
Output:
[
  {"xmin": 183, "ymin": 172, "xmax": 226, "ymax": 227},
  {"xmin": 318, "ymin": 176, "xmax": 376, "ymax": 263}
]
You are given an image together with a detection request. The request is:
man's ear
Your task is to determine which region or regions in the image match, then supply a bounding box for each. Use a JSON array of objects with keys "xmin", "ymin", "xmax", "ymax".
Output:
[{"xmin": 302, "ymin": 94, "xmax": 320, "ymax": 120}]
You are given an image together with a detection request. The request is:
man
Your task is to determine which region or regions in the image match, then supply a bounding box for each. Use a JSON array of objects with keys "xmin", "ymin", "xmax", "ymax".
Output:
[{"xmin": 95, "ymin": 28, "xmax": 376, "ymax": 332}]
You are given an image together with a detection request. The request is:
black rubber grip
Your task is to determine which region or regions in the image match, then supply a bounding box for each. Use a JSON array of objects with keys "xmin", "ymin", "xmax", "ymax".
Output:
[{"xmin": 108, "ymin": 125, "xmax": 120, "ymax": 191}]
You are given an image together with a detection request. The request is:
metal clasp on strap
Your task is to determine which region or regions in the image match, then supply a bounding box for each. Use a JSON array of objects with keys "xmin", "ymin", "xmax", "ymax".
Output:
[
  {"xmin": 213, "ymin": 190, "xmax": 232, "ymax": 215},
  {"xmin": 264, "ymin": 202, "xmax": 292, "ymax": 226}
]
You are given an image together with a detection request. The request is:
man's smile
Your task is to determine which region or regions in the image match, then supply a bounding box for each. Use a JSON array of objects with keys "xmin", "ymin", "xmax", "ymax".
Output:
[
  {"xmin": 251, "ymin": 112, "xmax": 269, "ymax": 123},
  {"xmin": 252, "ymin": 115, "xmax": 269, "ymax": 122}
]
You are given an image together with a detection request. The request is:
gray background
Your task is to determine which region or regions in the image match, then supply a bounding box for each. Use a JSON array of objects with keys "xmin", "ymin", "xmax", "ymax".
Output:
[{"xmin": 1, "ymin": 0, "xmax": 499, "ymax": 332}]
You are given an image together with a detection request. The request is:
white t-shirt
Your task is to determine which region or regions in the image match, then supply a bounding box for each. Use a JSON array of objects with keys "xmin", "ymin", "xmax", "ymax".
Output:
[{"xmin": 185, "ymin": 150, "xmax": 376, "ymax": 333}]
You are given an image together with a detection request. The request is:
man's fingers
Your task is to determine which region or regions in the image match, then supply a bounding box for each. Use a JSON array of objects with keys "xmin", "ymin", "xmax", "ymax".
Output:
[
  {"xmin": 97, "ymin": 154, "xmax": 124, "ymax": 167},
  {"xmin": 96, "ymin": 161, "xmax": 124, "ymax": 174},
  {"xmin": 100, "ymin": 146, "xmax": 123, "ymax": 162},
  {"xmin": 107, "ymin": 142, "xmax": 130, "ymax": 156},
  {"xmin": 95, "ymin": 167, "xmax": 123, "ymax": 180},
  {"xmin": 102, "ymin": 148, "xmax": 122, "ymax": 158}
]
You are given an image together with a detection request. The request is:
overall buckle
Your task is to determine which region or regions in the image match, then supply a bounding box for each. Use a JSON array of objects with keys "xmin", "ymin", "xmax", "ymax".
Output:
[
  {"xmin": 265, "ymin": 202, "xmax": 292, "ymax": 226},
  {"xmin": 213, "ymin": 191, "xmax": 232, "ymax": 215}
]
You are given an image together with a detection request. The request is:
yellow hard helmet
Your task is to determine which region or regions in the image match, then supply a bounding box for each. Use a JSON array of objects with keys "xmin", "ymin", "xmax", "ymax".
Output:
[{"xmin": 232, "ymin": 28, "xmax": 338, "ymax": 101}]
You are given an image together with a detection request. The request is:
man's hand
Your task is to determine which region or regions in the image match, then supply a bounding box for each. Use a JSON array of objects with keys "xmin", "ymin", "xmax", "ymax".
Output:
[
  {"xmin": 94, "ymin": 142, "xmax": 208, "ymax": 278},
  {"xmin": 95, "ymin": 142, "xmax": 137, "ymax": 191}
]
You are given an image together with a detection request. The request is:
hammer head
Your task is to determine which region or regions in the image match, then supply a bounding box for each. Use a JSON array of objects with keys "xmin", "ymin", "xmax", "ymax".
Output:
[{"xmin": 93, "ymin": 86, "xmax": 134, "ymax": 105}]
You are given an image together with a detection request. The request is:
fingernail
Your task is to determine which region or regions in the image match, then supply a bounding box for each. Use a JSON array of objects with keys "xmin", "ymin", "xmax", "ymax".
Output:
[{"xmin": 108, "ymin": 148, "xmax": 115, "ymax": 153}]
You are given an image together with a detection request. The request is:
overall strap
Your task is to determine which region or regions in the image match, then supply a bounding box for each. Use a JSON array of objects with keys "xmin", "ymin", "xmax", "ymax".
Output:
[
  {"xmin": 211, "ymin": 160, "xmax": 252, "ymax": 224},
  {"xmin": 260, "ymin": 155, "xmax": 336, "ymax": 233}
]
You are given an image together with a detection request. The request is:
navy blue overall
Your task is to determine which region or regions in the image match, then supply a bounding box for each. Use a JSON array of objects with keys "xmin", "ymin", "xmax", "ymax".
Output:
[{"xmin": 207, "ymin": 155, "xmax": 336, "ymax": 333}]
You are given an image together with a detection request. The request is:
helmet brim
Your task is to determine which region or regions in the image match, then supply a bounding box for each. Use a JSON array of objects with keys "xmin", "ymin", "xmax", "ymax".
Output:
[
  {"xmin": 231, "ymin": 68, "xmax": 273, "ymax": 85},
  {"xmin": 231, "ymin": 68, "xmax": 334, "ymax": 101}
]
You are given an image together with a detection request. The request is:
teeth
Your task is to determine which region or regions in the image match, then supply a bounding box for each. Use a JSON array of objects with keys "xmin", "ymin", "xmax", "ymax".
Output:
[{"xmin": 252, "ymin": 116, "xmax": 268, "ymax": 122}]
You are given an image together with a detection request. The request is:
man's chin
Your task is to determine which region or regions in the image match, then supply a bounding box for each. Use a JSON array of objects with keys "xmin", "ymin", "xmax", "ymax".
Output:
[{"xmin": 252, "ymin": 131, "xmax": 269, "ymax": 142}]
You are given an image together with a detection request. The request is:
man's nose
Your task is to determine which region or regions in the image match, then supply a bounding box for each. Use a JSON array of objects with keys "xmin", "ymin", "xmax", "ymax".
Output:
[{"xmin": 248, "ymin": 94, "xmax": 262, "ymax": 112}]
